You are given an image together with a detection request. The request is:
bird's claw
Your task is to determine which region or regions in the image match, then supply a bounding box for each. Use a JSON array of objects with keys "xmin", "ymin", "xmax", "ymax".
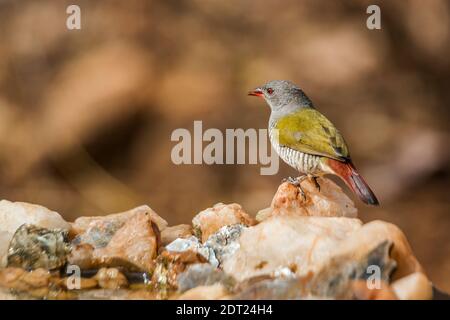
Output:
[
  {"xmin": 312, "ymin": 177, "xmax": 321, "ymax": 192},
  {"xmin": 282, "ymin": 176, "xmax": 300, "ymax": 186},
  {"xmin": 282, "ymin": 176, "xmax": 307, "ymax": 201}
]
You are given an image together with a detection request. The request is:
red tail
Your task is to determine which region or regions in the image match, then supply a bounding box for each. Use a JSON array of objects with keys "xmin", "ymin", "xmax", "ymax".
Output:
[{"xmin": 325, "ymin": 159, "xmax": 379, "ymax": 206}]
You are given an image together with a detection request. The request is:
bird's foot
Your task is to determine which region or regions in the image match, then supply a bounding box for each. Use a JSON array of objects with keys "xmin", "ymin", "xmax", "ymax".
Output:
[
  {"xmin": 283, "ymin": 176, "xmax": 308, "ymax": 201},
  {"xmin": 310, "ymin": 176, "xmax": 321, "ymax": 192},
  {"xmin": 282, "ymin": 176, "xmax": 301, "ymax": 186}
]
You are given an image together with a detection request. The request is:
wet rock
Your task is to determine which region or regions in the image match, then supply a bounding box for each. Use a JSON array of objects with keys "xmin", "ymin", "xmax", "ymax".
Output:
[
  {"xmin": 92, "ymin": 211, "xmax": 160, "ymax": 272},
  {"xmin": 0, "ymin": 267, "xmax": 70, "ymax": 299},
  {"xmin": 151, "ymin": 250, "xmax": 206, "ymax": 299},
  {"xmin": 257, "ymin": 177, "xmax": 357, "ymax": 221},
  {"xmin": 177, "ymin": 284, "xmax": 230, "ymax": 300},
  {"xmin": 94, "ymin": 268, "xmax": 128, "ymax": 289},
  {"xmin": 204, "ymin": 224, "xmax": 245, "ymax": 266},
  {"xmin": 77, "ymin": 288, "xmax": 131, "ymax": 300},
  {"xmin": 71, "ymin": 205, "xmax": 167, "ymax": 236},
  {"xmin": 193, "ymin": 203, "xmax": 256, "ymax": 242},
  {"xmin": 7, "ymin": 224, "xmax": 70, "ymax": 270},
  {"xmin": 166, "ymin": 236, "xmax": 218, "ymax": 267},
  {"xmin": 161, "ymin": 224, "xmax": 193, "ymax": 246},
  {"xmin": 60, "ymin": 276, "xmax": 98, "ymax": 290},
  {"xmin": 67, "ymin": 243, "xmax": 96, "ymax": 269},
  {"xmin": 177, "ymin": 263, "xmax": 236, "ymax": 293},
  {"xmin": 391, "ymin": 272, "xmax": 432, "ymax": 300},
  {"xmin": 223, "ymin": 215, "xmax": 362, "ymax": 281}
]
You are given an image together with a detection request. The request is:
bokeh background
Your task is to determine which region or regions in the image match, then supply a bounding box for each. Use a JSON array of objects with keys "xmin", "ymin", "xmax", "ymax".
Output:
[{"xmin": 0, "ymin": 0, "xmax": 449, "ymax": 291}]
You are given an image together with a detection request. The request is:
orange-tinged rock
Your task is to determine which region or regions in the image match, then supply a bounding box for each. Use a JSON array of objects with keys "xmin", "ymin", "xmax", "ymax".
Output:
[{"xmin": 193, "ymin": 203, "xmax": 256, "ymax": 242}]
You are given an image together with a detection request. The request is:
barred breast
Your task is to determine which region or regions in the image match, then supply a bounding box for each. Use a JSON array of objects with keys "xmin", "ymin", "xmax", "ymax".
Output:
[{"xmin": 269, "ymin": 119, "xmax": 322, "ymax": 175}]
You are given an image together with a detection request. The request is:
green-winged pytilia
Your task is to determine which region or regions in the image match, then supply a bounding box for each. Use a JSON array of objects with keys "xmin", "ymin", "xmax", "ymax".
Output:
[{"xmin": 248, "ymin": 80, "xmax": 379, "ymax": 206}]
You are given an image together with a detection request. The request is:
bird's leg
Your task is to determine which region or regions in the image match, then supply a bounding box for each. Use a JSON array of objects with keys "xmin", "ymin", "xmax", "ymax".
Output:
[
  {"xmin": 283, "ymin": 175, "xmax": 308, "ymax": 200},
  {"xmin": 309, "ymin": 175, "xmax": 321, "ymax": 192}
]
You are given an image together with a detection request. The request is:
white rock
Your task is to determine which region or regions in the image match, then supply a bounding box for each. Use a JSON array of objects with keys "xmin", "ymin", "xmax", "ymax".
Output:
[
  {"xmin": 0, "ymin": 231, "xmax": 11, "ymax": 268},
  {"xmin": 0, "ymin": 200, "xmax": 70, "ymax": 234}
]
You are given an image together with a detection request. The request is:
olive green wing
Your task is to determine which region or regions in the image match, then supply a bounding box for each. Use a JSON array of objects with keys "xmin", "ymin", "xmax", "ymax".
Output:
[{"xmin": 274, "ymin": 108, "xmax": 350, "ymax": 161}]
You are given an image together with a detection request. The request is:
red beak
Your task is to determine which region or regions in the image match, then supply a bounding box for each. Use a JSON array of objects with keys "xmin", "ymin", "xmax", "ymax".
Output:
[{"xmin": 248, "ymin": 88, "xmax": 264, "ymax": 97}]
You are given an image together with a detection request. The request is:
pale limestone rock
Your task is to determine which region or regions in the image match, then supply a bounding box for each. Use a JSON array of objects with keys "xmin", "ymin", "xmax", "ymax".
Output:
[
  {"xmin": 177, "ymin": 283, "xmax": 229, "ymax": 300},
  {"xmin": 391, "ymin": 272, "xmax": 433, "ymax": 300},
  {"xmin": 71, "ymin": 205, "xmax": 167, "ymax": 235},
  {"xmin": 257, "ymin": 177, "xmax": 357, "ymax": 221},
  {"xmin": 223, "ymin": 215, "xmax": 362, "ymax": 281},
  {"xmin": 193, "ymin": 203, "xmax": 256, "ymax": 242},
  {"xmin": 161, "ymin": 224, "xmax": 193, "ymax": 246},
  {"xmin": 0, "ymin": 200, "xmax": 70, "ymax": 234}
]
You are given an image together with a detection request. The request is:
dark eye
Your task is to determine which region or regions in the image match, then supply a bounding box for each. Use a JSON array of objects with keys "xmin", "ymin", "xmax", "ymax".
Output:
[{"xmin": 267, "ymin": 88, "xmax": 274, "ymax": 95}]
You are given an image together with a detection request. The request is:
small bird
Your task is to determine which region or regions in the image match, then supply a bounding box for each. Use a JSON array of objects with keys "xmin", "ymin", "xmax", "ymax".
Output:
[{"xmin": 248, "ymin": 80, "xmax": 379, "ymax": 206}]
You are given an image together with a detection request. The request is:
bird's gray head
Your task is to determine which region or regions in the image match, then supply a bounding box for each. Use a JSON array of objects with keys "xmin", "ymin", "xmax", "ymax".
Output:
[{"xmin": 248, "ymin": 80, "xmax": 313, "ymax": 112}]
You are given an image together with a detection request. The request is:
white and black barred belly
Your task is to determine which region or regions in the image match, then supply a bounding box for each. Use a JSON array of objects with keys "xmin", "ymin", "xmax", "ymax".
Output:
[{"xmin": 269, "ymin": 119, "xmax": 322, "ymax": 175}]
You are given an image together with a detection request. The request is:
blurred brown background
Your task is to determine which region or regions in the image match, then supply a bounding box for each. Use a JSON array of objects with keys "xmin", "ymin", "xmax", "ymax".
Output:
[{"xmin": 0, "ymin": 0, "xmax": 449, "ymax": 291}]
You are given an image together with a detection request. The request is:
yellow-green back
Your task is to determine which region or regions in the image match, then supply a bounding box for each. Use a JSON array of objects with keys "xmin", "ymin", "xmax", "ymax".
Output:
[{"xmin": 274, "ymin": 108, "xmax": 350, "ymax": 161}]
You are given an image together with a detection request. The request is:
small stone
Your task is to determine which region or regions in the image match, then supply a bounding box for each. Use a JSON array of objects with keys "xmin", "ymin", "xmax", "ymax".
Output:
[
  {"xmin": 259, "ymin": 177, "xmax": 358, "ymax": 221},
  {"xmin": 94, "ymin": 268, "xmax": 128, "ymax": 289},
  {"xmin": 71, "ymin": 205, "xmax": 167, "ymax": 235},
  {"xmin": 166, "ymin": 236, "xmax": 219, "ymax": 267},
  {"xmin": 161, "ymin": 224, "xmax": 193, "ymax": 246},
  {"xmin": 391, "ymin": 272, "xmax": 433, "ymax": 300},
  {"xmin": 204, "ymin": 224, "xmax": 246, "ymax": 266},
  {"xmin": 7, "ymin": 224, "xmax": 70, "ymax": 270},
  {"xmin": 151, "ymin": 250, "xmax": 206, "ymax": 299},
  {"xmin": 177, "ymin": 284, "xmax": 229, "ymax": 300},
  {"xmin": 192, "ymin": 203, "xmax": 256, "ymax": 242},
  {"xmin": 67, "ymin": 243, "xmax": 96, "ymax": 269},
  {"xmin": 177, "ymin": 264, "xmax": 236, "ymax": 293}
]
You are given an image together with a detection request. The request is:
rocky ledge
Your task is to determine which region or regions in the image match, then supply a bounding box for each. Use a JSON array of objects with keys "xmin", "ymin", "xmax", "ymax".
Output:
[{"xmin": 0, "ymin": 178, "xmax": 437, "ymax": 300}]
